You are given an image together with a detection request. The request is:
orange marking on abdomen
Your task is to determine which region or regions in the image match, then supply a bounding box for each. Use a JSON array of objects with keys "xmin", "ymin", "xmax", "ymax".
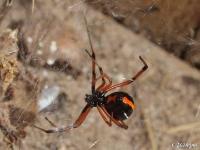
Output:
[{"xmin": 122, "ymin": 97, "xmax": 136, "ymax": 110}]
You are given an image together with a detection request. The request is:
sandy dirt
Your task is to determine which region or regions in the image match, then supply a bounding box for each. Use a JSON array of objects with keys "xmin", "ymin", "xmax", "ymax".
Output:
[{"xmin": 0, "ymin": 1, "xmax": 200, "ymax": 150}]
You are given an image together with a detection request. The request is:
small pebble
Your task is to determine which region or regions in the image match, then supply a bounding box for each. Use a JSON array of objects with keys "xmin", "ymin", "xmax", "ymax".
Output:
[
  {"xmin": 47, "ymin": 58, "xmax": 55, "ymax": 65},
  {"xmin": 36, "ymin": 50, "xmax": 43, "ymax": 55},
  {"xmin": 115, "ymin": 73, "xmax": 126, "ymax": 82},
  {"xmin": 38, "ymin": 42, "xmax": 44, "ymax": 48},
  {"xmin": 50, "ymin": 41, "xmax": 58, "ymax": 53},
  {"xmin": 27, "ymin": 36, "xmax": 33, "ymax": 44}
]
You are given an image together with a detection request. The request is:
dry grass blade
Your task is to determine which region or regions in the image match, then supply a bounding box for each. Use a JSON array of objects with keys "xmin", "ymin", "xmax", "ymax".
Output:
[
  {"xmin": 144, "ymin": 118, "xmax": 158, "ymax": 150},
  {"xmin": 88, "ymin": 140, "xmax": 99, "ymax": 149},
  {"xmin": 32, "ymin": 0, "xmax": 35, "ymax": 13},
  {"xmin": 166, "ymin": 122, "xmax": 200, "ymax": 134},
  {"xmin": 141, "ymin": 114, "xmax": 158, "ymax": 150}
]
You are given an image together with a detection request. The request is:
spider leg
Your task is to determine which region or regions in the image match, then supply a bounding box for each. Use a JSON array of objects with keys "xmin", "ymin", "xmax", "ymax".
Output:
[
  {"xmin": 33, "ymin": 104, "xmax": 92, "ymax": 133},
  {"xmin": 91, "ymin": 50, "xmax": 96, "ymax": 94},
  {"xmin": 34, "ymin": 104, "xmax": 92, "ymax": 132},
  {"xmin": 83, "ymin": 15, "xmax": 113, "ymax": 92},
  {"xmin": 44, "ymin": 117, "xmax": 57, "ymax": 127},
  {"xmin": 104, "ymin": 56, "xmax": 148, "ymax": 92},
  {"xmin": 31, "ymin": 124, "xmax": 56, "ymax": 133},
  {"xmin": 98, "ymin": 75, "xmax": 112, "ymax": 92},
  {"xmin": 116, "ymin": 120, "xmax": 128, "ymax": 129},
  {"xmin": 27, "ymin": 115, "xmax": 64, "ymax": 133},
  {"xmin": 95, "ymin": 74, "xmax": 106, "ymax": 90},
  {"xmin": 73, "ymin": 104, "xmax": 92, "ymax": 128},
  {"xmin": 96, "ymin": 73, "xmax": 112, "ymax": 91},
  {"xmin": 84, "ymin": 49, "xmax": 112, "ymax": 91},
  {"xmin": 96, "ymin": 68, "xmax": 108, "ymax": 91},
  {"xmin": 97, "ymin": 106, "xmax": 112, "ymax": 126},
  {"xmin": 100, "ymin": 106, "xmax": 128, "ymax": 129},
  {"xmin": 84, "ymin": 16, "xmax": 96, "ymax": 93},
  {"xmin": 32, "ymin": 118, "xmax": 74, "ymax": 134}
]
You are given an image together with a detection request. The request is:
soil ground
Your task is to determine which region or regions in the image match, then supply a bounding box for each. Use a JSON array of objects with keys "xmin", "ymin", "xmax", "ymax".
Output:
[{"xmin": 0, "ymin": 1, "xmax": 200, "ymax": 150}]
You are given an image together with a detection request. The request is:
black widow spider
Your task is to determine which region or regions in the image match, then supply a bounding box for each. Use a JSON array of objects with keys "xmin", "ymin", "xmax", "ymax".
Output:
[{"xmin": 34, "ymin": 16, "xmax": 148, "ymax": 133}]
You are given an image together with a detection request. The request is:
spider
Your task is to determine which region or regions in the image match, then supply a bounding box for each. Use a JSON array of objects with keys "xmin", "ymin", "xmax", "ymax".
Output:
[{"xmin": 34, "ymin": 16, "xmax": 148, "ymax": 133}]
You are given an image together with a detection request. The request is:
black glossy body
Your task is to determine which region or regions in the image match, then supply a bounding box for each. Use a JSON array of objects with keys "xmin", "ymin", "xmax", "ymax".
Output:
[
  {"xmin": 85, "ymin": 91, "xmax": 134, "ymax": 121},
  {"xmin": 105, "ymin": 92, "xmax": 134, "ymax": 120}
]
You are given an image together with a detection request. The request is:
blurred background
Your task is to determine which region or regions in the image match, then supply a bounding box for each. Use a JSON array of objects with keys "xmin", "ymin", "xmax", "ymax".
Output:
[{"xmin": 0, "ymin": 0, "xmax": 200, "ymax": 150}]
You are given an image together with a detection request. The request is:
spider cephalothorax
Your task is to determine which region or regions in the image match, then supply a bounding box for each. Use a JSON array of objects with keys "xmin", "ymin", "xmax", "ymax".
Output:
[{"xmin": 85, "ymin": 91, "xmax": 106, "ymax": 107}]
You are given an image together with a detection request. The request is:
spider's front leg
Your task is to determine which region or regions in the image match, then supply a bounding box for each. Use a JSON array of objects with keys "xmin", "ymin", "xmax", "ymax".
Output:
[
  {"xmin": 84, "ymin": 49, "xmax": 112, "ymax": 91},
  {"xmin": 104, "ymin": 56, "xmax": 148, "ymax": 92},
  {"xmin": 83, "ymin": 16, "xmax": 97, "ymax": 93}
]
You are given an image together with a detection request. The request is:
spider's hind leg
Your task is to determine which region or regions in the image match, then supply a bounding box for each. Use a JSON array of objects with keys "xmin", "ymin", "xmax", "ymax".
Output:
[
  {"xmin": 101, "ymin": 106, "xmax": 128, "ymax": 129},
  {"xmin": 97, "ymin": 106, "xmax": 112, "ymax": 127}
]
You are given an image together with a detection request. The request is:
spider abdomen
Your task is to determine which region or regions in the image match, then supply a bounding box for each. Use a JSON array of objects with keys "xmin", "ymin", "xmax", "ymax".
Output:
[{"xmin": 105, "ymin": 92, "xmax": 136, "ymax": 120}]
